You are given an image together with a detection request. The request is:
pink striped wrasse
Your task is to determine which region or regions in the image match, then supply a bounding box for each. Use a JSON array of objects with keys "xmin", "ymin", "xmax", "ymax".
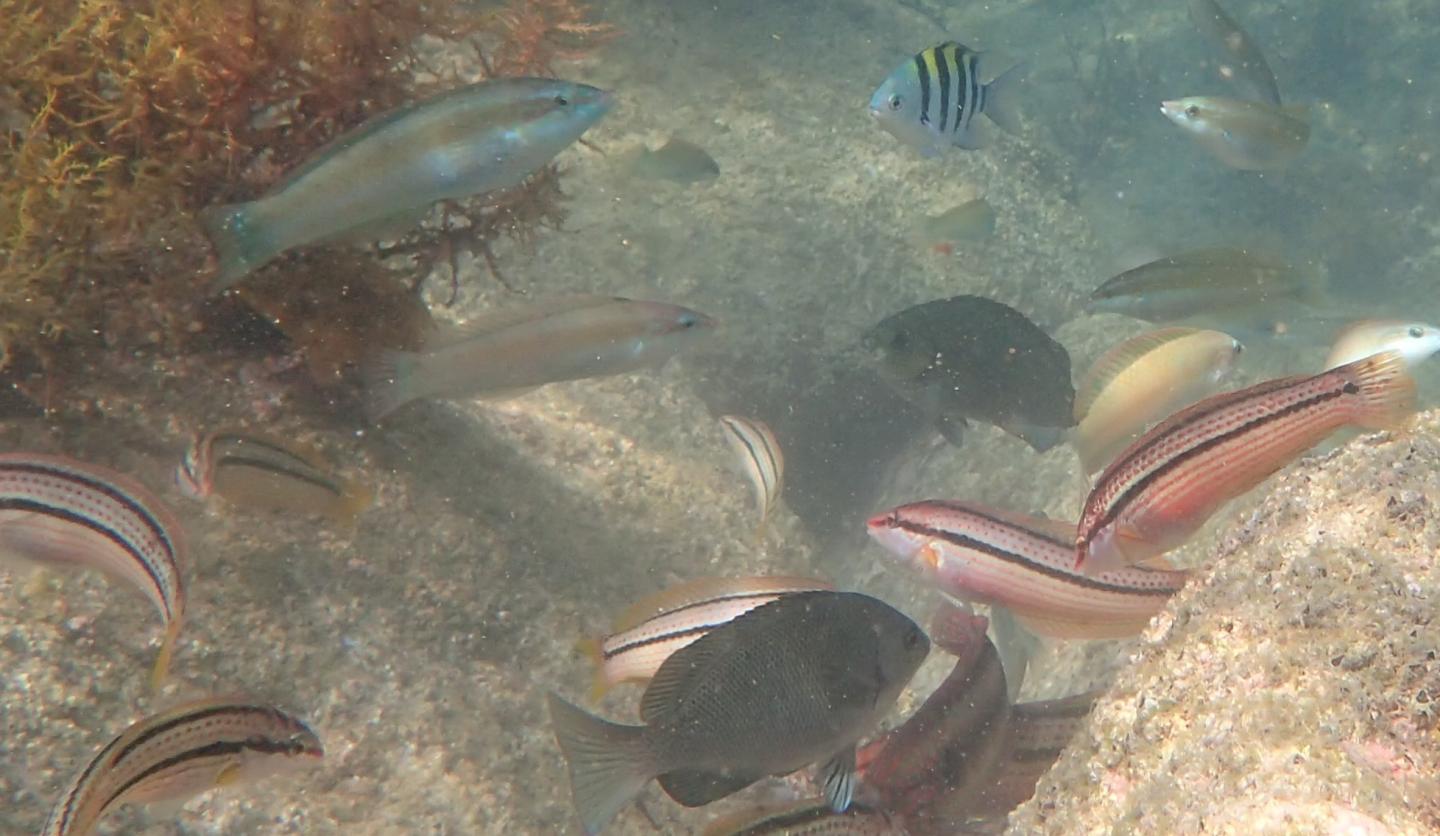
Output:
[
  {"xmin": 1077, "ymin": 351, "xmax": 1416, "ymax": 575},
  {"xmin": 0, "ymin": 453, "xmax": 187, "ymax": 687},
  {"xmin": 176, "ymin": 430, "xmax": 372, "ymax": 524},
  {"xmin": 42, "ymin": 697, "xmax": 323, "ymax": 836},
  {"xmin": 718, "ymin": 415, "xmax": 784, "ymax": 535},
  {"xmin": 867, "ymin": 500, "xmax": 1188, "ymax": 639},
  {"xmin": 578, "ymin": 574, "xmax": 834, "ymax": 700}
]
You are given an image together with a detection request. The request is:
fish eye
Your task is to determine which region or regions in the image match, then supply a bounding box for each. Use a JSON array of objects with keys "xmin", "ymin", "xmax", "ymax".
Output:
[
  {"xmin": 678, "ymin": 313, "xmax": 698, "ymax": 329},
  {"xmin": 1409, "ymin": 325, "xmax": 1425, "ymax": 338},
  {"xmin": 888, "ymin": 94, "xmax": 903, "ymax": 111},
  {"xmin": 1184, "ymin": 104, "xmax": 1201, "ymax": 118},
  {"xmin": 554, "ymin": 95, "xmax": 569, "ymax": 106}
]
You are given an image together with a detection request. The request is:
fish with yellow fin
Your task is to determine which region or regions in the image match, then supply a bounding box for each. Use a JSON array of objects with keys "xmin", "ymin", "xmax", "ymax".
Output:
[{"xmin": 176, "ymin": 431, "xmax": 372, "ymax": 525}]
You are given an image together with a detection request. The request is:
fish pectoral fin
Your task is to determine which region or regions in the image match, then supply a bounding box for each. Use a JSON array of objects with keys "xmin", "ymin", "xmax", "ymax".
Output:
[
  {"xmin": 1113, "ymin": 524, "xmax": 1159, "ymax": 563},
  {"xmin": 819, "ymin": 745, "xmax": 857, "ymax": 813},
  {"xmin": 657, "ymin": 768, "xmax": 760, "ymax": 808}
]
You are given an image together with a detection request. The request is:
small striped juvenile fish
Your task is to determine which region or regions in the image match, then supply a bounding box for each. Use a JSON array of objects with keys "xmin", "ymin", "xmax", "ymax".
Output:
[
  {"xmin": 42, "ymin": 697, "xmax": 323, "ymax": 836},
  {"xmin": 1077, "ymin": 351, "xmax": 1416, "ymax": 575},
  {"xmin": 702, "ymin": 799, "xmax": 904, "ymax": 836},
  {"xmin": 718, "ymin": 415, "xmax": 784, "ymax": 535},
  {"xmin": 870, "ymin": 41, "xmax": 1023, "ymax": 156},
  {"xmin": 176, "ymin": 431, "xmax": 372, "ymax": 524},
  {"xmin": 580, "ymin": 575, "xmax": 834, "ymax": 699},
  {"xmin": 0, "ymin": 453, "xmax": 187, "ymax": 686},
  {"xmin": 868, "ymin": 500, "xmax": 1187, "ymax": 639}
]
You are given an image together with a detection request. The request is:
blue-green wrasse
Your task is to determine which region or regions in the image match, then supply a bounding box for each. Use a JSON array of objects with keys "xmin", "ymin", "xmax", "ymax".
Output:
[
  {"xmin": 42, "ymin": 697, "xmax": 323, "ymax": 836},
  {"xmin": 200, "ymin": 77, "xmax": 613, "ymax": 289},
  {"xmin": 870, "ymin": 41, "xmax": 1023, "ymax": 156}
]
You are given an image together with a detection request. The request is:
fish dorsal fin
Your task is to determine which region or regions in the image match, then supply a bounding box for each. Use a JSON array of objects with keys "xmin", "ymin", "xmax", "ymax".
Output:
[
  {"xmin": 1074, "ymin": 328, "xmax": 1204, "ymax": 421},
  {"xmin": 639, "ymin": 594, "xmax": 818, "ymax": 724},
  {"xmin": 428, "ymin": 295, "xmax": 621, "ymax": 348},
  {"xmin": 610, "ymin": 575, "xmax": 832, "ymax": 633}
]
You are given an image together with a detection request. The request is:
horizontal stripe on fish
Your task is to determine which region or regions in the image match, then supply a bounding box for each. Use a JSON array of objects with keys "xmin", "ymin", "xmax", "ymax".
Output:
[
  {"xmin": 176, "ymin": 431, "xmax": 371, "ymax": 523},
  {"xmin": 1077, "ymin": 351, "xmax": 1415, "ymax": 575},
  {"xmin": 0, "ymin": 453, "xmax": 187, "ymax": 685},
  {"xmin": 702, "ymin": 799, "xmax": 903, "ymax": 835},
  {"xmin": 868, "ymin": 500, "xmax": 1186, "ymax": 639},
  {"xmin": 43, "ymin": 697, "xmax": 323, "ymax": 836},
  {"xmin": 583, "ymin": 575, "xmax": 834, "ymax": 698},
  {"xmin": 718, "ymin": 415, "xmax": 784, "ymax": 533}
]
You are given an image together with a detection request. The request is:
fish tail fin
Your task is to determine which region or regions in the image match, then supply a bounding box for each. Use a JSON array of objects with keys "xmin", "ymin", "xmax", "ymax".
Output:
[
  {"xmin": 575, "ymin": 637, "xmax": 614, "ymax": 701},
  {"xmin": 547, "ymin": 692, "xmax": 654, "ymax": 836},
  {"xmin": 1004, "ymin": 418, "xmax": 1068, "ymax": 453},
  {"xmin": 362, "ymin": 349, "xmax": 421, "ymax": 422},
  {"xmin": 149, "ymin": 615, "xmax": 183, "ymax": 691},
  {"xmin": 197, "ymin": 202, "xmax": 267, "ymax": 292},
  {"xmin": 1344, "ymin": 350, "xmax": 1417, "ymax": 431},
  {"xmin": 982, "ymin": 59, "xmax": 1028, "ymax": 135}
]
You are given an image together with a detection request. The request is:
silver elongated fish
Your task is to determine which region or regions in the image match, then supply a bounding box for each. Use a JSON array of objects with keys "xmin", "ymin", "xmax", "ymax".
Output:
[
  {"xmin": 580, "ymin": 574, "xmax": 834, "ymax": 699},
  {"xmin": 870, "ymin": 41, "xmax": 1023, "ymax": 156},
  {"xmin": 364, "ymin": 295, "xmax": 716, "ymax": 421},
  {"xmin": 0, "ymin": 453, "xmax": 187, "ymax": 686},
  {"xmin": 1187, "ymin": 0, "xmax": 1282, "ymax": 106},
  {"xmin": 200, "ymin": 78, "xmax": 613, "ymax": 289},
  {"xmin": 718, "ymin": 415, "xmax": 784, "ymax": 533},
  {"xmin": 42, "ymin": 698, "xmax": 323, "ymax": 836},
  {"xmin": 1160, "ymin": 96, "xmax": 1308, "ymax": 170},
  {"xmin": 176, "ymin": 430, "xmax": 373, "ymax": 524},
  {"xmin": 1325, "ymin": 320, "xmax": 1440, "ymax": 370}
]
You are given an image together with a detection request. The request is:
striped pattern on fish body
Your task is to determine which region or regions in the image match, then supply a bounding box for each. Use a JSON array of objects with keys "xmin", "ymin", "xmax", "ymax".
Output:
[
  {"xmin": 870, "ymin": 41, "xmax": 1022, "ymax": 155},
  {"xmin": 702, "ymin": 799, "xmax": 904, "ymax": 835},
  {"xmin": 868, "ymin": 500, "xmax": 1187, "ymax": 639},
  {"xmin": 0, "ymin": 453, "xmax": 188, "ymax": 685},
  {"xmin": 585, "ymin": 575, "xmax": 834, "ymax": 698},
  {"xmin": 43, "ymin": 697, "xmax": 323, "ymax": 836},
  {"xmin": 719, "ymin": 415, "xmax": 784, "ymax": 533},
  {"xmin": 176, "ymin": 431, "xmax": 372, "ymax": 523},
  {"xmin": 1076, "ymin": 351, "xmax": 1416, "ymax": 575}
]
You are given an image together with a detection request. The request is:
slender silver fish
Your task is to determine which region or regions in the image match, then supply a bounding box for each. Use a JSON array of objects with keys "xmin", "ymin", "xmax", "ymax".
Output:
[
  {"xmin": 1324, "ymin": 320, "xmax": 1440, "ymax": 370},
  {"xmin": 1161, "ymin": 96, "xmax": 1308, "ymax": 170},
  {"xmin": 580, "ymin": 574, "xmax": 834, "ymax": 699},
  {"xmin": 364, "ymin": 295, "xmax": 716, "ymax": 421},
  {"xmin": 176, "ymin": 431, "xmax": 372, "ymax": 524},
  {"xmin": 200, "ymin": 77, "xmax": 613, "ymax": 289},
  {"xmin": 1187, "ymin": 0, "xmax": 1282, "ymax": 106},
  {"xmin": 0, "ymin": 453, "xmax": 187, "ymax": 686},
  {"xmin": 42, "ymin": 698, "xmax": 323, "ymax": 836},
  {"xmin": 718, "ymin": 415, "xmax": 784, "ymax": 534}
]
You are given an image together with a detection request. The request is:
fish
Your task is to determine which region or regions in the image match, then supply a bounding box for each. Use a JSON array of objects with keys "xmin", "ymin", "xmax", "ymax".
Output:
[
  {"xmin": 0, "ymin": 453, "xmax": 187, "ymax": 687},
  {"xmin": 701, "ymin": 799, "xmax": 905, "ymax": 835},
  {"xmin": 1325, "ymin": 320, "xmax": 1440, "ymax": 370},
  {"xmin": 1087, "ymin": 247, "xmax": 1315, "ymax": 323},
  {"xmin": 1076, "ymin": 351, "xmax": 1416, "ymax": 575},
  {"xmin": 175, "ymin": 431, "xmax": 373, "ymax": 524},
  {"xmin": 1160, "ymin": 96, "xmax": 1308, "ymax": 170},
  {"xmin": 548, "ymin": 591, "xmax": 929, "ymax": 834},
  {"xmin": 1071, "ymin": 328, "xmax": 1244, "ymax": 475},
  {"xmin": 718, "ymin": 415, "xmax": 784, "ymax": 534},
  {"xmin": 621, "ymin": 137, "xmax": 719, "ymax": 184},
  {"xmin": 579, "ymin": 574, "xmax": 834, "ymax": 699},
  {"xmin": 868, "ymin": 500, "xmax": 1188, "ymax": 640},
  {"xmin": 200, "ymin": 78, "xmax": 613, "ymax": 289},
  {"xmin": 364, "ymin": 295, "xmax": 716, "ymax": 421},
  {"xmin": 869, "ymin": 41, "xmax": 1024, "ymax": 156},
  {"xmin": 42, "ymin": 697, "xmax": 323, "ymax": 836},
  {"xmin": 1187, "ymin": 0, "xmax": 1282, "ymax": 107},
  {"xmin": 915, "ymin": 198, "xmax": 996, "ymax": 250},
  {"xmin": 864, "ymin": 295, "xmax": 1076, "ymax": 452}
]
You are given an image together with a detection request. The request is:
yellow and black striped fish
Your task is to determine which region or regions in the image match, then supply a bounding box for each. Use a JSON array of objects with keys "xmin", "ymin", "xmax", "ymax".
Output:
[{"xmin": 870, "ymin": 41, "xmax": 1023, "ymax": 156}]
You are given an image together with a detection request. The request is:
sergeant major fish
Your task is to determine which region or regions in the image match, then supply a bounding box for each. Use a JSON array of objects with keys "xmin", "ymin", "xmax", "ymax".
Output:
[
  {"xmin": 548, "ymin": 591, "xmax": 929, "ymax": 834},
  {"xmin": 200, "ymin": 78, "xmax": 613, "ymax": 289},
  {"xmin": 870, "ymin": 41, "xmax": 1023, "ymax": 156},
  {"xmin": 364, "ymin": 295, "xmax": 715, "ymax": 421}
]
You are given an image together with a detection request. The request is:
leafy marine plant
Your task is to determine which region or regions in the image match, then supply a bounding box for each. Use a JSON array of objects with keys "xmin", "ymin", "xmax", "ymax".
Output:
[{"xmin": 0, "ymin": 0, "xmax": 608, "ymax": 404}]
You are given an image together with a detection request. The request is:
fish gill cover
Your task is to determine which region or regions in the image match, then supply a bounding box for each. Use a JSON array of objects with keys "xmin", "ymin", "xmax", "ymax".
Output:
[{"xmin": 0, "ymin": 0, "xmax": 609, "ymax": 404}]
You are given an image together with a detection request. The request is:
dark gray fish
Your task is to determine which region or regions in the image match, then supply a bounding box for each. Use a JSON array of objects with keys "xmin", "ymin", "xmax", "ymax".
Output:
[
  {"xmin": 548, "ymin": 591, "xmax": 930, "ymax": 835},
  {"xmin": 864, "ymin": 295, "xmax": 1076, "ymax": 452}
]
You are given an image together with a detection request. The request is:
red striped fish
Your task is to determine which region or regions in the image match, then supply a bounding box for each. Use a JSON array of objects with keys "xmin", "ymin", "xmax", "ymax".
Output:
[
  {"xmin": 0, "ymin": 453, "xmax": 188, "ymax": 686},
  {"xmin": 868, "ymin": 500, "xmax": 1187, "ymax": 639},
  {"xmin": 1077, "ymin": 351, "xmax": 1415, "ymax": 575},
  {"xmin": 579, "ymin": 575, "xmax": 833, "ymax": 699}
]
